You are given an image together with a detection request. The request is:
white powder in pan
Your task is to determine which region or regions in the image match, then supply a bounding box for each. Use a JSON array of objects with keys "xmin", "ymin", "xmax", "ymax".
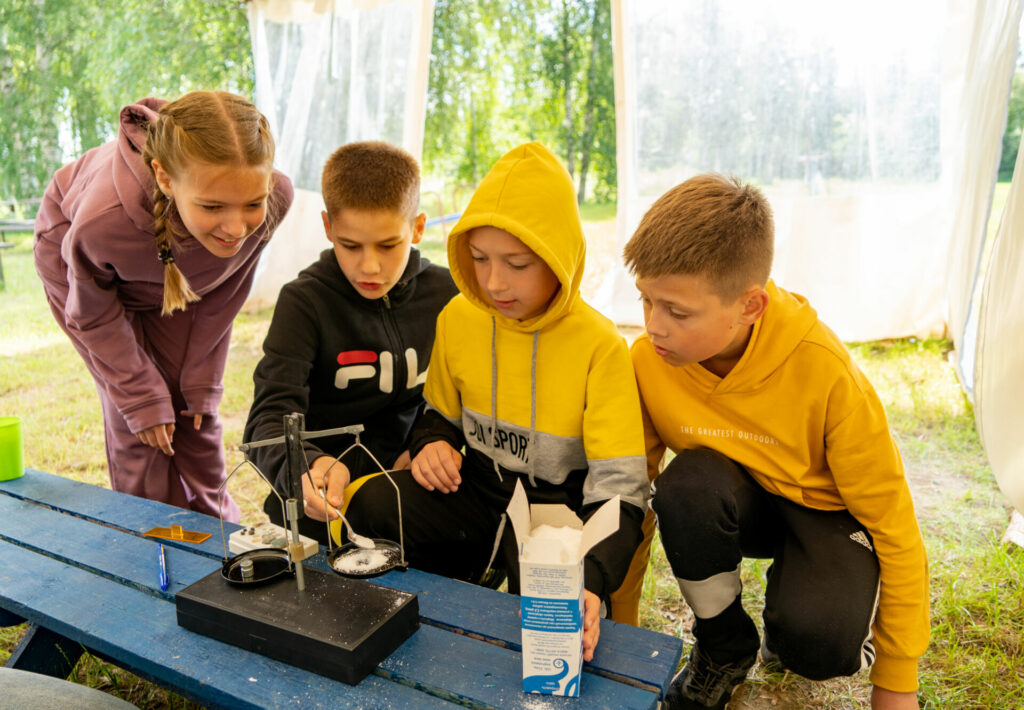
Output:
[
  {"xmin": 331, "ymin": 547, "xmax": 395, "ymax": 574},
  {"xmin": 521, "ymin": 524, "xmax": 582, "ymax": 564}
]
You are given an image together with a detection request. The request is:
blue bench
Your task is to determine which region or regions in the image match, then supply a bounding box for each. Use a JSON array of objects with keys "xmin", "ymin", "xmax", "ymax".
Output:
[{"xmin": 0, "ymin": 469, "xmax": 681, "ymax": 708}]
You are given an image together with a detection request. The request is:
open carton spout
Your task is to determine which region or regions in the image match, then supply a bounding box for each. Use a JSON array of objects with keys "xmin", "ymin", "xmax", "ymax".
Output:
[{"xmin": 506, "ymin": 478, "xmax": 620, "ymax": 697}]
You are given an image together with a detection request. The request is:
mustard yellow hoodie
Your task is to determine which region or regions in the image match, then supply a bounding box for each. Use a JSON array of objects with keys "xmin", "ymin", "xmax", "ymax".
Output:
[
  {"xmin": 412, "ymin": 142, "xmax": 648, "ymax": 597},
  {"xmin": 631, "ymin": 281, "xmax": 929, "ymax": 692}
]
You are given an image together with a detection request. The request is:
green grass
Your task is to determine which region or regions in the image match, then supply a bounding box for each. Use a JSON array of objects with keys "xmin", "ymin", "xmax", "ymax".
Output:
[
  {"xmin": 579, "ymin": 200, "xmax": 617, "ymax": 222},
  {"xmin": 2, "ymin": 213, "xmax": 1023, "ymax": 708}
]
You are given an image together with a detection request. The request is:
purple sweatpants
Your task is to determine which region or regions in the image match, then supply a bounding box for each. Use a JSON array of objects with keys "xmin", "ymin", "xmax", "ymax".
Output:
[{"xmin": 42, "ymin": 290, "xmax": 240, "ymax": 522}]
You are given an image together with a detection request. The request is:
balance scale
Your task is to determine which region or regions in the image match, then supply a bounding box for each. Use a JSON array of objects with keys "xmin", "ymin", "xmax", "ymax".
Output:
[{"xmin": 175, "ymin": 414, "xmax": 418, "ymax": 685}]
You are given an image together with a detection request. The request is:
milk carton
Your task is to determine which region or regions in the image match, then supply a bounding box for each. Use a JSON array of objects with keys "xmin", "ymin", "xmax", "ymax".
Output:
[{"xmin": 506, "ymin": 479, "xmax": 620, "ymax": 697}]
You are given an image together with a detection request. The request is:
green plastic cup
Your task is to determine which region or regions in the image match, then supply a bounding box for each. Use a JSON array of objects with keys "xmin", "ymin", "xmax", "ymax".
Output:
[{"xmin": 0, "ymin": 416, "xmax": 24, "ymax": 481}]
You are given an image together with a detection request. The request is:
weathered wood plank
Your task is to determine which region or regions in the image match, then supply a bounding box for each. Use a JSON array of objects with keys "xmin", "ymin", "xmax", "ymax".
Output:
[
  {"xmin": 0, "ymin": 495, "xmax": 220, "ymax": 597},
  {"xmin": 357, "ymin": 564, "xmax": 681, "ymax": 694},
  {"xmin": 0, "ymin": 469, "xmax": 232, "ymax": 559},
  {"xmin": 378, "ymin": 622, "xmax": 658, "ymax": 709}
]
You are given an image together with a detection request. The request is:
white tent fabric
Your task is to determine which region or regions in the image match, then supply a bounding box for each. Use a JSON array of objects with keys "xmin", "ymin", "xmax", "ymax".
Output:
[
  {"xmin": 945, "ymin": 0, "xmax": 1023, "ymax": 396},
  {"xmin": 601, "ymin": 0, "xmax": 1018, "ymax": 345},
  {"xmin": 242, "ymin": 0, "xmax": 1024, "ymax": 514},
  {"xmin": 604, "ymin": 0, "xmax": 1024, "ymax": 514},
  {"xmin": 975, "ymin": 135, "xmax": 1024, "ymax": 514},
  {"xmin": 245, "ymin": 0, "xmax": 434, "ymax": 308}
]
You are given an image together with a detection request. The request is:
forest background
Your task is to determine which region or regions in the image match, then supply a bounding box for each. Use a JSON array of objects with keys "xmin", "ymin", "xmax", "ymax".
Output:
[
  {"xmin": 8, "ymin": 0, "xmax": 1022, "ymax": 205},
  {"xmin": 1, "ymin": 0, "xmax": 619, "ymax": 203}
]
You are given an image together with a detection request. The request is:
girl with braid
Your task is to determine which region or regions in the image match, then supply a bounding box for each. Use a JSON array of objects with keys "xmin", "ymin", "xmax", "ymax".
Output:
[{"xmin": 34, "ymin": 91, "xmax": 293, "ymax": 520}]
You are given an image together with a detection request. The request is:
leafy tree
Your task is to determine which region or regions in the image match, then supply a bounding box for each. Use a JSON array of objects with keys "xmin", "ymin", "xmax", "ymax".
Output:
[
  {"xmin": 573, "ymin": 0, "xmax": 615, "ymax": 202},
  {"xmin": 537, "ymin": 0, "xmax": 615, "ymax": 203},
  {"xmin": 999, "ymin": 70, "xmax": 1024, "ymax": 181},
  {"xmin": 0, "ymin": 0, "xmax": 252, "ymax": 200},
  {"xmin": 423, "ymin": 0, "xmax": 617, "ymax": 204},
  {"xmin": 424, "ymin": 0, "xmax": 508, "ymax": 185},
  {"xmin": 3, "ymin": 0, "xmax": 620, "ymax": 204}
]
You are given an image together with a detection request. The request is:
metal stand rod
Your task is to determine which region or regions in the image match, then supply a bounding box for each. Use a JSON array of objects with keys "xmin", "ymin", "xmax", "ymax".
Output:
[
  {"xmin": 286, "ymin": 497, "xmax": 305, "ymax": 591},
  {"xmin": 283, "ymin": 413, "xmax": 307, "ymax": 592}
]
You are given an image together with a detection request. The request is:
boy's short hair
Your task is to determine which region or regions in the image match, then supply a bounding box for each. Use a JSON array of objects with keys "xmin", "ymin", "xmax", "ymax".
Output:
[
  {"xmin": 321, "ymin": 141, "xmax": 420, "ymax": 221},
  {"xmin": 623, "ymin": 173, "xmax": 774, "ymax": 301}
]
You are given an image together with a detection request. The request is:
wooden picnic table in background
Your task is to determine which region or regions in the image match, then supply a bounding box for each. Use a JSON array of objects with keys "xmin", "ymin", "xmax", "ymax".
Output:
[{"xmin": 0, "ymin": 198, "xmax": 39, "ymax": 290}]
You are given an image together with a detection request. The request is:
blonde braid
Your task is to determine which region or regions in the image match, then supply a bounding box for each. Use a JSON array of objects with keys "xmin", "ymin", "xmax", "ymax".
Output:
[{"xmin": 152, "ymin": 189, "xmax": 200, "ymax": 316}]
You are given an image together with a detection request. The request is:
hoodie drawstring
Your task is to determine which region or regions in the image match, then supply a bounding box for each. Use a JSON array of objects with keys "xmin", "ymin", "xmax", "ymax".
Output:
[
  {"xmin": 480, "ymin": 324, "xmax": 540, "ymax": 586},
  {"xmin": 528, "ymin": 330, "xmax": 538, "ymax": 487},
  {"xmin": 488, "ymin": 318, "xmax": 540, "ymax": 487},
  {"xmin": 489, "ymin": 317, "xmax": 503, "ymax": 482}
]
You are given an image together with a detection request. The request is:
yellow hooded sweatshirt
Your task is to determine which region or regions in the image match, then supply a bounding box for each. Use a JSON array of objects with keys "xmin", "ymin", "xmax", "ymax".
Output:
[
  {"xmin": 415, "ymin": 142, "xmax": 648, "ymax": 598},
  {"xmin": 631, "ymin": 281, "xmax": 929, "ymax": 692}
]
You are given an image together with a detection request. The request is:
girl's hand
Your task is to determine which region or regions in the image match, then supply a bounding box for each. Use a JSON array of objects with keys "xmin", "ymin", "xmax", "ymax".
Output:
[
  {"xmin": 180, "ymin": 411, "xmax": 203, "ymax": 430},
  {"xmin": 136, "ymin": 423, "xmax": 176, "ymax": 456}
]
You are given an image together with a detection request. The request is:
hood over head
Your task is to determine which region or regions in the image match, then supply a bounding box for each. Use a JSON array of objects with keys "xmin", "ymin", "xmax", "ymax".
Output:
[{"xmin": 447, "ymin": 141, "xmax": 585, "ymax": 332}]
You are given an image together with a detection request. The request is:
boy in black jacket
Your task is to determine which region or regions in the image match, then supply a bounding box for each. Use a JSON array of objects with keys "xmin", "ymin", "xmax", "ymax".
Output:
[{"xmin": 243, "ymin": 141, "xmax": 457, "ymax": 543}]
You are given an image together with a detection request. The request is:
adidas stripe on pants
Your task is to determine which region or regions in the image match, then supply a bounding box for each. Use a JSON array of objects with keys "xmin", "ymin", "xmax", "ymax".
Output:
[{"xmin": 652, "ymin": 448, "xmax": 880, "ymax": 679}]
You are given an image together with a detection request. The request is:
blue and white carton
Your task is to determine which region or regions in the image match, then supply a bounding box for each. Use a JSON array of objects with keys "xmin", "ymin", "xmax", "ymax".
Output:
[{"xmin": 506, "ymin": 479, "xmax": 620, "ymax": 697}]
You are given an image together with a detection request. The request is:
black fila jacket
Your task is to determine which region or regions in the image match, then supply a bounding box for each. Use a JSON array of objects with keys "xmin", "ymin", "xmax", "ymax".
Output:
[{"xmin": 243, "ymin": 247, "xmax": 457, "ymax": 498}]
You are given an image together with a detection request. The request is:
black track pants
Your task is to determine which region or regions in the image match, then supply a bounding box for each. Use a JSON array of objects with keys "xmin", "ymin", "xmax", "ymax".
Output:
[{"xmin": 651, "ymin": 448, "xmax": 880, "ymax": 680}]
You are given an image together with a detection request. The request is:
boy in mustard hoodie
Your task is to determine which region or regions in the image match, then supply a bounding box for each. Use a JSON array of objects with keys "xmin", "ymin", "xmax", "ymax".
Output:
[
  {"xmin": 620, "ymin": 174, "xmax": 928, "ymax": 710},
  {"xmin": 345, "ymin": 142, "xmax": 649, "ymax": 661}
]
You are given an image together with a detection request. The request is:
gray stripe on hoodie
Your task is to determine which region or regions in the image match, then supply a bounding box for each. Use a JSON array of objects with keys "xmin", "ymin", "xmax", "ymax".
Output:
[{"xmin": 421, "ymin": 404, "xmax": 647, "ymax": 509}]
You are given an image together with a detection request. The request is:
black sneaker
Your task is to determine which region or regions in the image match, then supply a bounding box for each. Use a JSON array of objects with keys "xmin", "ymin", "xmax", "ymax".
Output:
[
  {"xmin": 663, "ymin": 643, "xmax": 756, "ymax": 709},
  {"xmin": 759, "ymin": 634, "xmax": 785, "ymax": 674}
]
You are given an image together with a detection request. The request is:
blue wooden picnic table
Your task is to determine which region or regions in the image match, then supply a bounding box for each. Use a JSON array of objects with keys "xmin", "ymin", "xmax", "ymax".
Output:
[{"xmin": 0, "ymin": 469, "xmax": 682, "ymax": 708}]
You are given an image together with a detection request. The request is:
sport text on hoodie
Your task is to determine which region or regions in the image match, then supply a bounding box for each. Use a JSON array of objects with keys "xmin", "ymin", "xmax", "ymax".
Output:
[{"xmin": 410, "ymin": 142, "xmax": 649, "ymax": 600}]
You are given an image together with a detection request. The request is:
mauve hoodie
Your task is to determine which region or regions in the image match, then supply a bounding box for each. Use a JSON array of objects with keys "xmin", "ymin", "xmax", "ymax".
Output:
[{"xmin": 34, "ymin": 97, "xmax": 294, "ymax": 435}]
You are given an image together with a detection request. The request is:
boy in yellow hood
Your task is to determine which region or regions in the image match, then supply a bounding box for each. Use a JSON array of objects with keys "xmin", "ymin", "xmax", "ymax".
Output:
[
  {"xmin": 621, "ymin": 174, "xmax": 929, "ymax": 710},
  {"xmin": 344, "ymin": 142, "xmax": 649, "ymax": 660}
]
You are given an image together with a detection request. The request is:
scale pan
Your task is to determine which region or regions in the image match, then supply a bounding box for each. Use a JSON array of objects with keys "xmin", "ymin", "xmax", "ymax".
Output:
[
  {"xmin": 222, "ymin": 547, "xmax": 294, "ymax": 586},
  {"xmin": 327, "ymin": 538, "xmax": 405, "ymax": 579}
]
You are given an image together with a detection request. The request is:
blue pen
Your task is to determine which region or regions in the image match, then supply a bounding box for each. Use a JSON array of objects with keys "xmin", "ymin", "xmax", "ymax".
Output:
[{"xmin": 158, "ymin": 543, "xmax": 168, "ymax": 591}]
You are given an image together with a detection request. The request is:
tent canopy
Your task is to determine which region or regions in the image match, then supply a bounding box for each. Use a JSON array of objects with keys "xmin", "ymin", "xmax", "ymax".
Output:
[{"xmin": 246, "ymin": 0, "xmax": 1024, "ymax": 512}]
